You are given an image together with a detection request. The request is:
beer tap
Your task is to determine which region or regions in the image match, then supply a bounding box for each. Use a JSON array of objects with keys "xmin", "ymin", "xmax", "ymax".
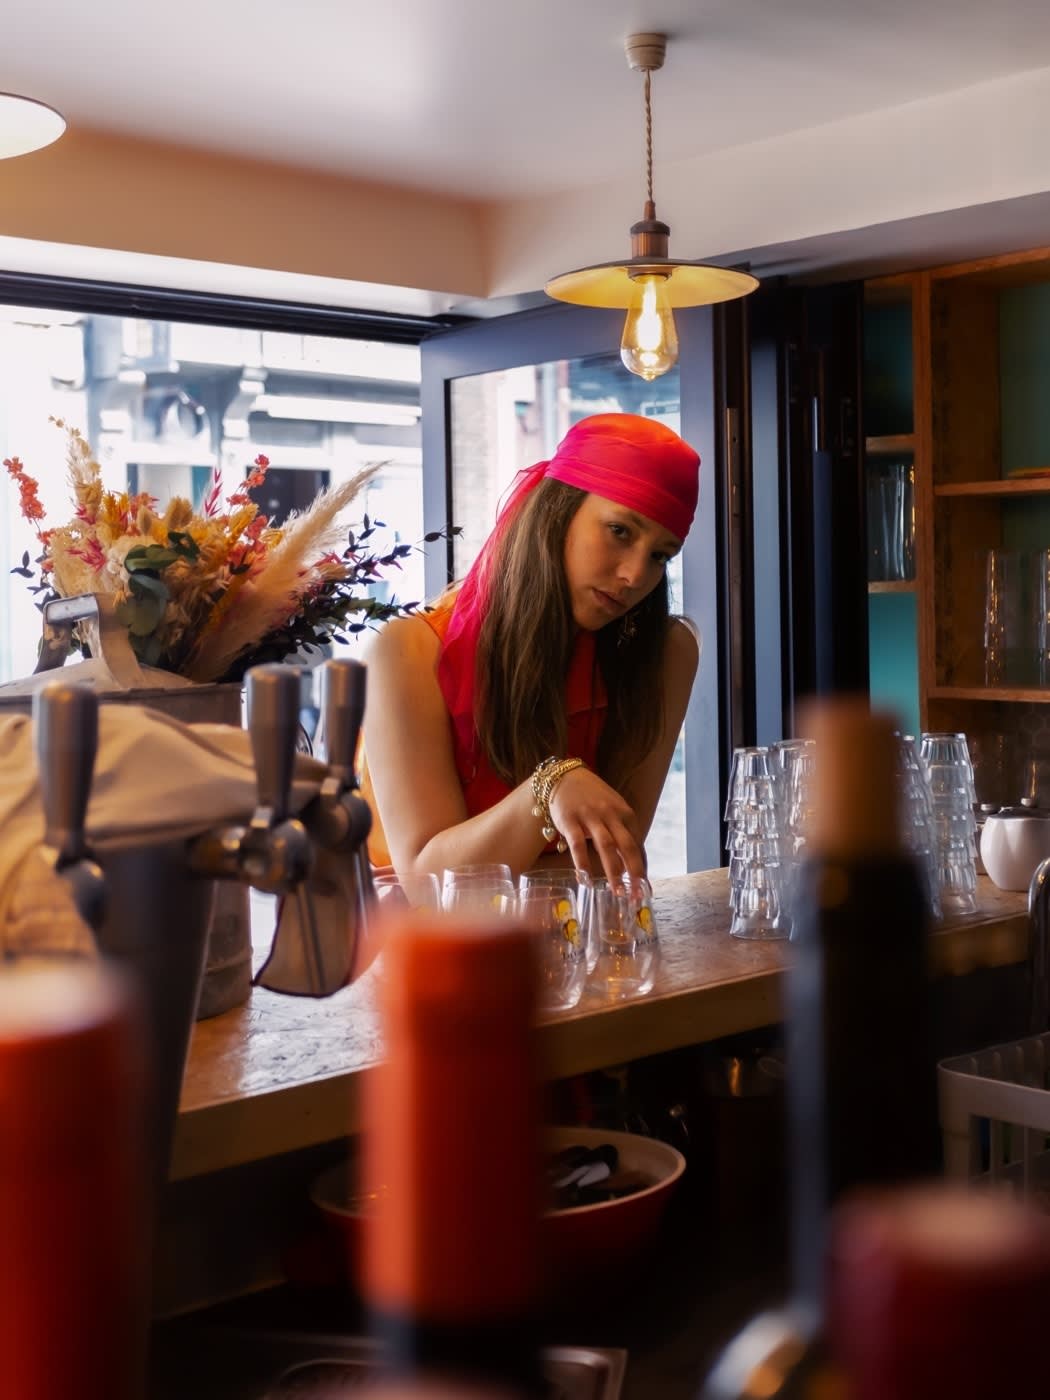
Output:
[
  {"xmin": 32, "ymin": 682, "xmax": 106, "ymax": 930},
  {"xmin": 190, "ymin": 665, "xmax": 313, "ymax": 893},
  {"xmin": 313, "ymin": 659, "xmax": 373, "ymax": 885},
  {"xmin": 262, "ymin": 657, "xmax": 374, "ymax": 993}
]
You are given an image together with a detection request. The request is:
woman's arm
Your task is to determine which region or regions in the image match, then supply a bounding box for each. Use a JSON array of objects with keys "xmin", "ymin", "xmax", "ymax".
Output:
[
  {"xmin": 545, "ymin": 619, "xmax": 698, "ymax": 877},
  {"xmin": 619, "ymin": 618, "xmax": 700, "ymax": 839},
  {"xmin": 363, "ymin": 615, "xmax": 649, "ymax": 884}
]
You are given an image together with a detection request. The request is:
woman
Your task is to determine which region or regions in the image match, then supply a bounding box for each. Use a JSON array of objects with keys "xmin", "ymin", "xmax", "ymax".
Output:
[{"xmin": 362, "ymin": 412, "xmax": 700, "ymax": 887}]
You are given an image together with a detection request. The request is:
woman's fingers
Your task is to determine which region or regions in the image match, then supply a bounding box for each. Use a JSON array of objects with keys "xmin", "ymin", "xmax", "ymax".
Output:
[
  {"xmin": 555, "ymin": 814, "xmax": 592, "ymax": 881},
  {"xmin": 548, "ymin": 773, "xmax": 645, "ymax": 888}
]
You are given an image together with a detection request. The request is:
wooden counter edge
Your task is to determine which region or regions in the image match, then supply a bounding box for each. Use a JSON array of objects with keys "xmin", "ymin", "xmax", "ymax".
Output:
[{"xmin": 169, "ymin": 895, "xmax": 1029, "ymax": 1182}]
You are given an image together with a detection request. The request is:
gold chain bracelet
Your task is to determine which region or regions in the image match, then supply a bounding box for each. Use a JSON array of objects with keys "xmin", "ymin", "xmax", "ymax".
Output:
[{"xmin": 530, "ymin": 755, "xmax": 586, "ymax": 852}]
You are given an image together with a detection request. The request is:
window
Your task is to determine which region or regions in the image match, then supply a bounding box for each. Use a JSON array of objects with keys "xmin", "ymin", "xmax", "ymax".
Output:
[{"xmin": 0, "ymin": 304, "xmax": 423, "ymax": 682}]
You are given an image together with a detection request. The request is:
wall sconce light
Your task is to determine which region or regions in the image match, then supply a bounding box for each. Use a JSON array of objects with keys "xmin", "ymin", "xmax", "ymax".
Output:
[
  {"xmin": 0, "ymin": 93, "xmax": 65, "ymax": 160},
  {"xmin": 545, "ymin": 33, "xmax": 758, "ymax": 381}
]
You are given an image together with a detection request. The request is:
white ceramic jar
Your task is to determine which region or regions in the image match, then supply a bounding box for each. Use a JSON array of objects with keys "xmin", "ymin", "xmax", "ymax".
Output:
[{"xmin": 979, "ymin": 807, "xmax": 1050, "ymax": 892}]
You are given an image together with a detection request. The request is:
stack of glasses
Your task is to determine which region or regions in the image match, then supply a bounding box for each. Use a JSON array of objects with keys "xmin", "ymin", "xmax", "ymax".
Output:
[
  {"xmin": 724, "ymin": 734, "xmax": 958, "ymax": 937},
  {"xmin": 895, "ymin": 734, "xmax": 942, "ymax": 921},
  {"xmin": 773, "ymin": 738, "xmax": 817, "ymax": 877},
  {"xmin": 724, "ymin": 746, "xmax": 790, "ymax": 941},
  {"xmin": 919, "ymin": 732, "xmax": 978, "ymax": 915}
]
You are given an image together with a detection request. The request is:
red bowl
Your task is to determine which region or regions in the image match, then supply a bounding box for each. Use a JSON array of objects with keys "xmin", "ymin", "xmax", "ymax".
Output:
[
  {"xmin": 540, "ymin": 1126, "xmax": 686, "ymax": 1288},
  {"xmin": 309, "ymin": 1125, "xmax": 685, "ymax": 1293}
]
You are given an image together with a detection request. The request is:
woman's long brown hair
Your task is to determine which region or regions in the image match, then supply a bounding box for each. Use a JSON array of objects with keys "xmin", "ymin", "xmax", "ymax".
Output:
[{"xmin": 475, "ymin": 479, "xmax": 672, "ymax": 791}]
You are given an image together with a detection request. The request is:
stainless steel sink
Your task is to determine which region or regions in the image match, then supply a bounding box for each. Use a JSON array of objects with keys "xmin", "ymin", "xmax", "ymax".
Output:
[{"xmin": 149, "ymin": 1325, "xmax": 626, "ymax": 1400}]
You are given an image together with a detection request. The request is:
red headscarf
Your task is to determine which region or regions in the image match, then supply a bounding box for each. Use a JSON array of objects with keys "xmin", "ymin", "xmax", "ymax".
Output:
[{"xmin": 437, "ymin": 413, "xmax": 701, "ymax": 787}]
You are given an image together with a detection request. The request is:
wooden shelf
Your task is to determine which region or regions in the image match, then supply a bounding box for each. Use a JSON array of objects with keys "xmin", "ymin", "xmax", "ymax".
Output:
[
  {"xmin": 929, "ymin": 686, "xmax": 1050, "ymax": 703},
  {"xmin": 935, "ymin": 477, "xmax": 1050, "ymax": 497},
  {"xmin": 868, "ymin": 580, "xmax": 916, "ymax": 594},
  {"xmin": 865, "ymin": 433, "xmax": 915, "ymax": 457}
]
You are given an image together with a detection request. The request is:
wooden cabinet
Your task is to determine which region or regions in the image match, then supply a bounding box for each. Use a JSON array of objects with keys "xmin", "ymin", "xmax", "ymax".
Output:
[{"xmin": 885, "ymin": 247, "xmax": 1050, "ymax": 804}]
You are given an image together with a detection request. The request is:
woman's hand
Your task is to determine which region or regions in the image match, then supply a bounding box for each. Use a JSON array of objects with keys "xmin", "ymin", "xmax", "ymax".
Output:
[{"xmin": 547, "ymin": 765, "xmax": 646, "ymax": 887}]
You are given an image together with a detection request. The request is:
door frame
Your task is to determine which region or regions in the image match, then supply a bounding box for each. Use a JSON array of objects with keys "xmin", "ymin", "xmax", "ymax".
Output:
[{"xmin": 419, "ymin": 299, "xmax": 728, "ymax": 870}]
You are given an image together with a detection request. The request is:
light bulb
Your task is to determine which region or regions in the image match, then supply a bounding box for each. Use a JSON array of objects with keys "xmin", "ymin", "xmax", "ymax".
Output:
[{"xmin": 620, "ymin": 274, "xmax": 679, "ymax": 381}]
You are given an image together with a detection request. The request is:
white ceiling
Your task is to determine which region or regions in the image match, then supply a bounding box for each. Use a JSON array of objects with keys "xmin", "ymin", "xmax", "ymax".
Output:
[{"xmin": 9, "ymin": 0, "xmax": 1050, "ymax": 201}]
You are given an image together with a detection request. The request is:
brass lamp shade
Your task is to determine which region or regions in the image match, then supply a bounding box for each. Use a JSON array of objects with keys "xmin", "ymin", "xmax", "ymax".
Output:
[{"xmin": 545, "ymin": 258, "xmax": 760, "ymax": 310}]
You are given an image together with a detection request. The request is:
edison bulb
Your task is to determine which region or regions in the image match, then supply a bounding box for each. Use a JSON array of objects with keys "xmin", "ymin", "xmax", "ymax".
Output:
[{"xmin": 620, "ymin": 274, "xmax": 679, "ymax": 381}]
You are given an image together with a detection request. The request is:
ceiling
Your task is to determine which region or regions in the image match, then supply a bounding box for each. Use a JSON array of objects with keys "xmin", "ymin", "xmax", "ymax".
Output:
[{"xmin": 9, "ymin": 0, "xmax": 1050, "ymax": 201}]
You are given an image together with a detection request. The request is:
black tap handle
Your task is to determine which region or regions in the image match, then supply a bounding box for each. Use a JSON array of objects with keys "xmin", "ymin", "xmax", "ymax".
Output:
[
  {"xmin": 246, "ymin": 664, "xmax": 301, "ymax": 823},
  {"xmin": 33, "ymin": 682, "xmax": 99, "ymax": 865},
  {"xmin": 321, "ymin": 659, "xmax": 367, "ymax": 785}
]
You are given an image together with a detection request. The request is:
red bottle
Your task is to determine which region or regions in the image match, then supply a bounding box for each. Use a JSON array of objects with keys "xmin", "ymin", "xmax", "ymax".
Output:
[
  {"xmin": 0, "ymin": 960, "xmax": 149, "ymax": 1400},
  {"xmin": 828, "ymin": 1184, "xmax": 1050, "ymax": 1400},
  {"xmin": 363, "ymin": 910, "xmax": 542, "ymax": 1396}
]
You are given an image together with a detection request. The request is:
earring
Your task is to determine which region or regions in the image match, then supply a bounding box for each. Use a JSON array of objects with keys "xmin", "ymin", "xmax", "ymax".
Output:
[{"xmin": 618, "ymin": 609, "xmax": 638, "ymax": 647}]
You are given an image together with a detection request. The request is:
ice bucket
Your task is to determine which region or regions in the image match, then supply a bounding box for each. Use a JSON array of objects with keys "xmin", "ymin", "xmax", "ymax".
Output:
[{"xmin": 0, "ymin": 593, "xmax": 251, "ymax": 1019}]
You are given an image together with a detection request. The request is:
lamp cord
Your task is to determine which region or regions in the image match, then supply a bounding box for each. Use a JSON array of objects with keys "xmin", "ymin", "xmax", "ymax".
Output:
[{"xmin": 644, "ymin": 68, "xmax": 654, "ymax": 206}]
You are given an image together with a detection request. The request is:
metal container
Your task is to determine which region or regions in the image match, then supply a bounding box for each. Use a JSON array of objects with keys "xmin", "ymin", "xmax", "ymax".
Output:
[{"xmin": 0, "ymin": 615, "xmax": 252, "ymax": 1020}]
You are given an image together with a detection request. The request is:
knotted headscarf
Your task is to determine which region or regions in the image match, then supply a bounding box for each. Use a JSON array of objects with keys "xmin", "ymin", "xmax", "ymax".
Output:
[{"xmin": 438, "ymin": 413, "xmax": 701, "ymax": 767}]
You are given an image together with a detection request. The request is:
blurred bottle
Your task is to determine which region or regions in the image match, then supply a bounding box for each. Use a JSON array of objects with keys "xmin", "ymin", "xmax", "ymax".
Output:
[
  {"xmin": 702, "ymin": 699, "xmax": 939, "ymax": 1399},
  {"xmin": 786, "ymin": 700, "xmax": 940, "ymax": 1308},
  {"xmin": 362, "ymin": 909, "xmax": 543, "ymax": 1398},
  {"xmin": 0, "ymin": 959, "xmax": 149, "ymax": 1400},
  {"xmin": 827, "ymin": 1184, "xmax": 1050, "ymax": 1400}
]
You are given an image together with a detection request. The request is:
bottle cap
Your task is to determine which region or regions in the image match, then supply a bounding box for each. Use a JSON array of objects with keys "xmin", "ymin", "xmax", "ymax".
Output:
[{"xmin": 801, "ymin": 698, "xmax": 900, "ymax": 859}]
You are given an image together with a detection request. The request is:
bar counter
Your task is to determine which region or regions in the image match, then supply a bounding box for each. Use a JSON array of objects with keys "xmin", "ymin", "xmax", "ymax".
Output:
[{"xmin": 172, "ymin": 870, "xmax": 1029, "ymax": 1182}]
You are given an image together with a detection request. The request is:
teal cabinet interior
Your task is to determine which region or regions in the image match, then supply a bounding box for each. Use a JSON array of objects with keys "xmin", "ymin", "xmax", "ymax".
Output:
[
  {"xmin": 864, "ymin": 285, "xmax": 919, "ymax": 731},
  {"xmin": 1001, "ymin": 284, "xmax": 1050, "ymax": 556}
]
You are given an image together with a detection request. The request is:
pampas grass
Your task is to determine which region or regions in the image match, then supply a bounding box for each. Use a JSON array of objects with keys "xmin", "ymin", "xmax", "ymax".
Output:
[{"xmin": 184, "ymin": 466, "xmax": 378, "ymax": 683}]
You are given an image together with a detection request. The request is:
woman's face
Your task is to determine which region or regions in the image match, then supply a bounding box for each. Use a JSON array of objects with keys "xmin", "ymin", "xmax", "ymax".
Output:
[{"xmin": 562, "ymin": 493, "xmax": 682, "ymax": 632}]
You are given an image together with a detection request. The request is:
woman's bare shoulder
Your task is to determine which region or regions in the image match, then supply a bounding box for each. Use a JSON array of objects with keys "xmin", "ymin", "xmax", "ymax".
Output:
[
  {"xmin": 367, "ymin": 611, "xmax": 441, "ymax": 667},
  {"xmin": 666, "ymin": 615, "xmax": 700, "ymax": 669}
]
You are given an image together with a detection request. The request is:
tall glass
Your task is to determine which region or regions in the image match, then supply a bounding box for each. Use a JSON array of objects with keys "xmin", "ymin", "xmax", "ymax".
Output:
[
  {"xmin": 518, "ymin": 885, "xmax": 587, "ymax": 1013},
  {"xmin": 519, "ymin": 868, "xmax": 595, "ymax": 970},
  {"xmin": 591, "ymin": 876, "xmax": 659, "ymax": 1000}
]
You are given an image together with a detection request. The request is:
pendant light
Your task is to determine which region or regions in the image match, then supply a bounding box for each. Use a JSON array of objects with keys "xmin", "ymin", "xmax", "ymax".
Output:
[
  {"xmin": 545, "ymin": 33, "xmax": 758, "ymax": 382},
  {"xmin": 0, "ymin": 93, "xmax": 65, "ymax": 160}
]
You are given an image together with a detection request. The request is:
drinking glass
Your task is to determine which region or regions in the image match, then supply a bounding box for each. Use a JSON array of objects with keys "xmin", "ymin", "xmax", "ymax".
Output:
[
  {"xmin": 729, "ymin": 858, "xmax": 789, "ymax": 941},
  {"xmin": 591, "ymin": 876, "xmax": 659, "ymax": 1000},
  {"xmin": 441, "ymin": 863, "xmax": 514, "ymax": 913},
  {"xmin": 984, "ymin": 549, "xmax": 1036, "ymax": 686},
  {"xmin": 442, "ymin": 862, "xmax": 512, "ymax": 892},
  {"xmin": 372, "ymin": 872, "xmax": 441, "ymax": 912},
  {"xmin": 441, "ymin": 872, "xmax": 516, "ymax": 915},
  {"xmin": 919, "ymin": 731, "xmax": 978, "ymax": 916},
  {"xmin": 519, "ymin": 868, "xmax": 595, "ymax": 970},
  {"xmin": 518, "ymin": 885, "xmax": 587, "ymax": 1013}
]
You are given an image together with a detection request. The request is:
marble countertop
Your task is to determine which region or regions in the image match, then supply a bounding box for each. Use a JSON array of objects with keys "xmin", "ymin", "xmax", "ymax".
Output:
[{"xmin": 171, "ymin": 870, "xmax": 1028, "ymax": 1181}]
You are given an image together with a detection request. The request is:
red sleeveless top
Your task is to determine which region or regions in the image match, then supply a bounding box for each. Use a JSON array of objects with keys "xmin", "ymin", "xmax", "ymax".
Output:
[{"xmin": 423, "ymin": 594, "xmax": 608, "ymax": 817}]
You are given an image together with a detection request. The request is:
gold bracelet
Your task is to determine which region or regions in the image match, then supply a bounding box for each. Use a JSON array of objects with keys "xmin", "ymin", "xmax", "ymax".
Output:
[{"xmin": 530, "ymin": 755, "xmax": 586, "ymax": 851}]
